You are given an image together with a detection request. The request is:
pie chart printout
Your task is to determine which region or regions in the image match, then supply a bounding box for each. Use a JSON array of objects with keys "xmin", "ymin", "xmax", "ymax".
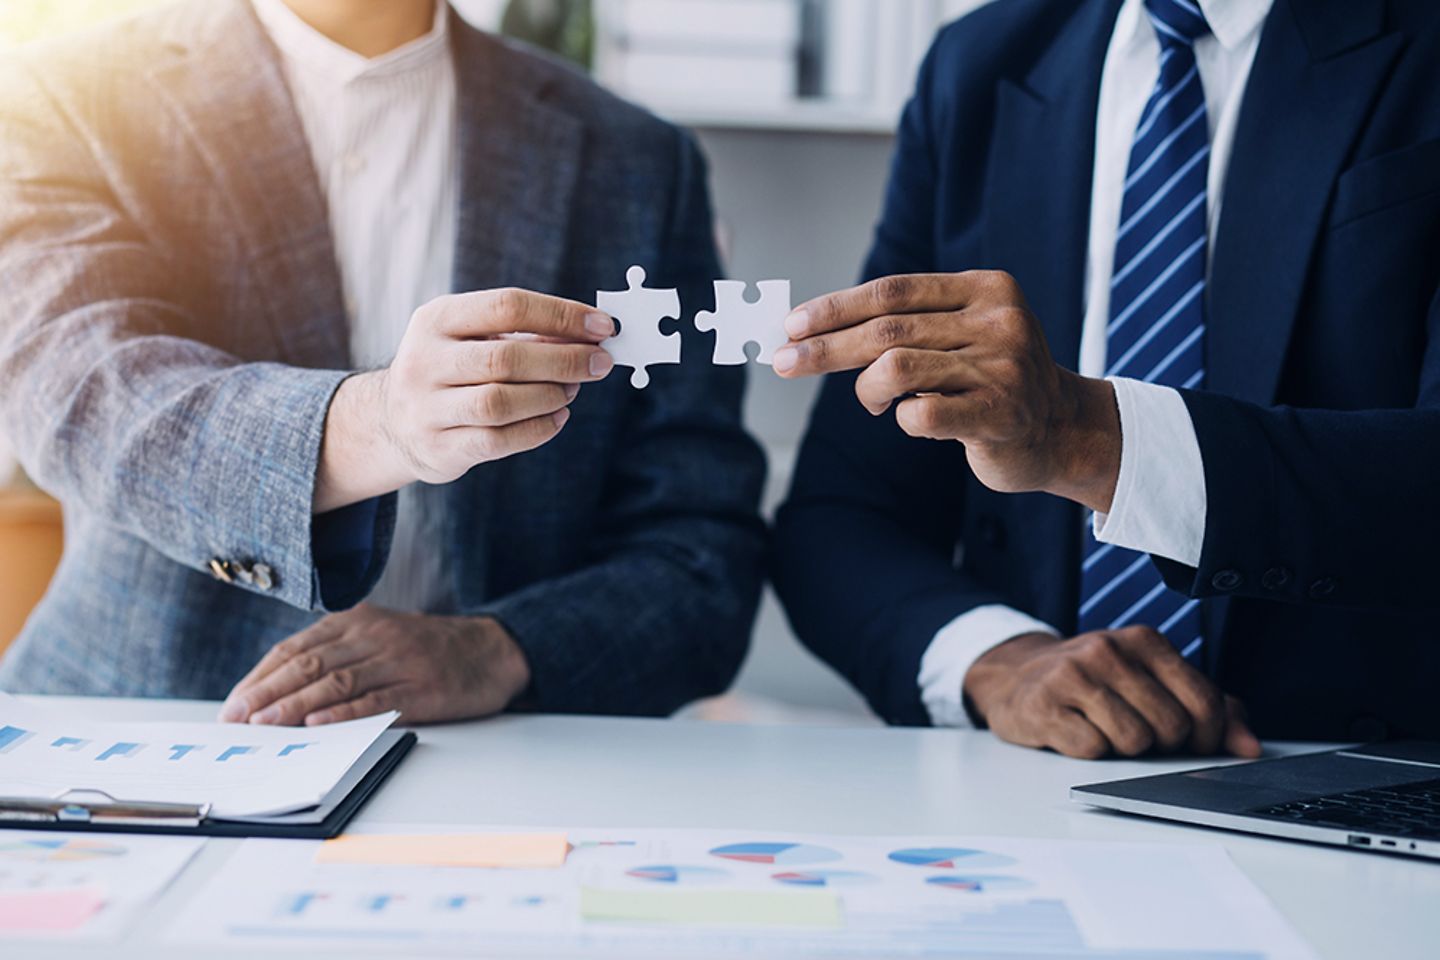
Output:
[
  {"xmin": 887, "ymin": 847, "xmax": 1018, "ymax": 870},
  {"xmin": 772, "ymin": 870, "xmax": 878, "ymax": 888},
  {"xmin": 926, "ymin": 874, "xmax": 1033, "ymax": 893},
  {"xmin": 709, "ymin": 842, "xmax": 844, "ymax": 866},
  {"xmin": 625, "ymin": 865, "xmax": 729, "ymax": 885}
]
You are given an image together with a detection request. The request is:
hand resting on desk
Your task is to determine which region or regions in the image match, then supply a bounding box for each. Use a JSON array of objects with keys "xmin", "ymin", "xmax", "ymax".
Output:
[{"xmin": 218, "ymin": 604, "xmax": 531, "ymax": 726}]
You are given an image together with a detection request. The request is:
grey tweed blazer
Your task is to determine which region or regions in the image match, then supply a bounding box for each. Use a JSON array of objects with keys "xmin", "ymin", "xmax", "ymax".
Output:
[{"xmin": 0, "ymin": 0, "xmax": 767, "ymax": 714}]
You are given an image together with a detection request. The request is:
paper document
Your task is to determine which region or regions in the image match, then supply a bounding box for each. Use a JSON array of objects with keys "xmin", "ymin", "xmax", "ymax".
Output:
[
  {"xmin": 0, "ymin": 829, "xmax": 203, "ymax": 942},
  {"xmin": 165, "ymin": 825, "xmax": 1316, "ymax": 958},
  {"xmin": 0, "ymin": 692, "xmax": 397, "ymax": 816},
  {"xmin": 318, "ymin": 833, "xmax": 569, "ymax": 869}
]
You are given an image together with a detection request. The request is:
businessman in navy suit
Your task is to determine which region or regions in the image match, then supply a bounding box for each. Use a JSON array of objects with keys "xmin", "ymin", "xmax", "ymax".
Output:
[{"xmin": 772, "ymin": 0, "xmax": 1440, "ymax": 756}]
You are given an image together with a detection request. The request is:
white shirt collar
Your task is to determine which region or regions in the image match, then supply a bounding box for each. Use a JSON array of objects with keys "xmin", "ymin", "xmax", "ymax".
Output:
[
  {"xmin": 250, "ymin": 0, "xmax": 449, "ymax": 86},
  {"xmin": 1198, "ymin": 0, "xmax": 1272, "ymax": 51}
]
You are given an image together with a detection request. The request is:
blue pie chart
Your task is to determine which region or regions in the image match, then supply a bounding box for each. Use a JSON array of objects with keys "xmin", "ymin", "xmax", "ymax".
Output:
[
  {"xmin": 710, "ymin": 842, "xmax": 843, "ymax": 866},
  {"xmin": 926, "ymin": 874, "xmax": 1032, "ymax": 893},
  {"xmin": 626, "ymin": 865, "xmax": 728, "ymax": 885},
  {"xmin": 888, "ymin": 847, "xmax": 1017, "ymax": 869},
  {"xmin": 772, "ymin": 870, "xmax": 877, "ymax": 888}
]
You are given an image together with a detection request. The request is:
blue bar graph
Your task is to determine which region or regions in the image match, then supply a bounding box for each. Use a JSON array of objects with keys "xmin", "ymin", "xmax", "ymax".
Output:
[
  {"xmin": 50, "ymin": 736, "xmax": 90, "ymax": 751},
  {"xmin": 282, "ymin": 893, "xmax": 327, "ymax": 916},
  {"xmin": 168, "ymin": 744, "xmax": 202, "ymax": 761},
  {"xmin": 96, "ymin": 741, "xmax": 142, "ymax": 761},
  {"xmin": 216, "ymin": 745, "xmax": 258, "ymax": 762},
  {"xmin": 0, "ymin": 725, "xmax": 35, "ymax": 754},
  {"xmin": 278, "ymin": 743, "xmax": 314, "ymax": 757}
]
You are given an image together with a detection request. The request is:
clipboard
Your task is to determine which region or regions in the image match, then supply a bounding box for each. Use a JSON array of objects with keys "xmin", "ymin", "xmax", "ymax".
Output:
[{"xmin": 0, "ymin": 728, "xmax": 416, "ymax": 839}]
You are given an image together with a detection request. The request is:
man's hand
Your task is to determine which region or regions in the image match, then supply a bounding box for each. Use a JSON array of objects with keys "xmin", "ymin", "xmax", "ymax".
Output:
[
  {"xmin": 964, "ymin": 627, "xmax": 1262, "ymax": 760},
  {"xmin": 217, "ymin": 604, "xmax": 531, "ymax": 726},
  {"xmin": 773, "ymin": 271, "xmax": 1123, "ymax": 514},
  {"xmin": 316, "ymin": 289, "xmax": 617, "ymax": 513}
]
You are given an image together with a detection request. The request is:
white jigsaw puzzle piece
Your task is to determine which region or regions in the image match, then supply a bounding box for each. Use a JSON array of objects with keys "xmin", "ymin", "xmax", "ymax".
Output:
[
  {"xmin": 597, "ymin": 265, "xmax": 682, "ymax": 389},
  {"xmin": 694, "ymin": 279, "xmax": 792, "ymax": 366}
]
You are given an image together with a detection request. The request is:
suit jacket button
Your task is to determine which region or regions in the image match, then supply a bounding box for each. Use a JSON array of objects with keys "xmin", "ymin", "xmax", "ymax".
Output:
[
  {"xmin": 252, "ymin": 564, "xmax": 276, "ymax": 591},
  {"xmin": 1349, "ymin": 716, "xmax": 1388, "ymax": 742},
  {"xmin": 1211, "ymin": 569, "xmax": 1243, "ymax": 591},
  {"xmin": 1308, "ymin": 577, "xmax": 1337, "ymax": 599},
  {"xmin": 1261, "ymin": 567, "xmax": 1291, "ymax": 591},
  {"xmin": 208, "ymin": 558, "xmax": 234, "ymax": 584}
]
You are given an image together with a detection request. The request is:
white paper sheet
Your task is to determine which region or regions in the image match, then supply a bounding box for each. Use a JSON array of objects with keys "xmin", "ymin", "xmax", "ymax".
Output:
[
  {"xmin": 0, "ymin": 829, "xmax": 203, "ymax": 942},
  {"xmin": 0, "ymin": 693, "xmax": 397, "ymax": 816},
  {"xmin": 164, "ymin": 825, "xmax": 1316, "ymax": 958}
]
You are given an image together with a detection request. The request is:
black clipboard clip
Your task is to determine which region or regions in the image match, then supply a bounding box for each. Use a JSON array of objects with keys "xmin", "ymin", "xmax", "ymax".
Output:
[{"xmin": 0, "ymin": 789, "xmax": 210, "ymax": 828}]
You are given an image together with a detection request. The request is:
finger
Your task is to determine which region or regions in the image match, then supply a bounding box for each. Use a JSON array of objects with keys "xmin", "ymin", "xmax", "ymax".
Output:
[
  {"xmin": 445, "ymin": 382, "xmax": 577, "ymax": 428},
  {"xmin": 786, "ymin": 271, "xmax": 1024, "ymax": 339},
  {"xmin": 450, "ymin": 409, "xmax": 571, "ymax": 464},
  {"xmin": 1071, "ymin": 632, "xmax": 1193, "ymax": 753},
  {"xmin": 1068, "ymin": 678, "xmax": 1155, "ymax": 757},
  {"xmin": 1223, "ymin": 696, "xmax": 1263, "ymax": 758},
  {"xmin": 445, "ymin": 340, "xmax": 613, "ymax": 386},
  {"xmin": 1046, "ymin": 707, "xmax": 1112, "ymax": 760},
  {"xmin": 249, "ymin": 658, "xmax": 402, "ymax": 727},
  {"xmin": 433, "ymin": 288, "xmax": 614, "ymax": 342},
  {"xmin": 236, "ymin": 638, "xmax": 378, "ymax": 725},
  {"xmin": 220, "ymin": 616, "xmax": 348, "ymax": 721},
  {"xmin": 306, "ymin": 687, "xmax": 407, "ymax": 727},
  {"xmin": 853, "ymin": 348, "xmax": 982, "ymax": 414},
  {"xmin": 894, "ymin": 393, "xmax": 992, "ymax": 442},
  {"xmin": 1111, "ymin": 626, "xmax": 1228, "ymax": 755},
  {"xmin": 774, "ymin": 312, "xmax": 975, "ymax": 379}
]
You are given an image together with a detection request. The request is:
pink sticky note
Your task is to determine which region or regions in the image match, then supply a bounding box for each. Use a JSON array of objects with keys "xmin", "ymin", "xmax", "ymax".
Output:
[{"xmin": 0, "ymin": 888, "xmax": 105, "ymax": 932}]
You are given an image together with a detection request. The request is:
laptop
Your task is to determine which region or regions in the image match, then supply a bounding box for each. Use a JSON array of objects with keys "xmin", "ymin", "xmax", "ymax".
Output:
[{"xmin": 1071, "ymin": 741, "xmax": 1440, "ymax": 860}]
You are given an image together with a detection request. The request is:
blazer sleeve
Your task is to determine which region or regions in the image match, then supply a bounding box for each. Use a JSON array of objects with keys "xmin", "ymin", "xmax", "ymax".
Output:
[
  {"xmin": 0, "ymin": 60, "xmax": 390, "ymax": 613},
  {"xmin": 1155, "ymin": 283, "xmax": 1440, "ymax": 609},
  {"xmin": 473, "ymin": 130, "xmax": 768, "ymax": 718},
  {"xmin": 772, "ymin": 39, "xmax": 1014, "ymax": 726}
]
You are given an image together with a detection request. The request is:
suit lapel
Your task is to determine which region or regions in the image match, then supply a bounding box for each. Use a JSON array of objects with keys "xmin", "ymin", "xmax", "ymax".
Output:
[
  {"xmin": 143, "ymin": 0, "xmax": 349, "ymax": 368},
  {"xmin": 1207, "ymin": 0, "xmax": 1401, "ymax": 404},
  {"xmin": 448, "ymin": 21, "xmax": 584, "ymax": 297},
  {"xmin": 445, "ymin": 19, "xmax": 585, "ymax": 605},
  {"xmin": 984, "ymin": 0, "xmax": 1123, "ymax": 372}
]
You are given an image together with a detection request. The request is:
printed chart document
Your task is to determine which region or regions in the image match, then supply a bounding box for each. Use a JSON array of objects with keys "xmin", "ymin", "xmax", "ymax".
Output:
[
  {"xmin": 0, "ymin": 692, "xmax": 397, "ymax": 816},
  {"xmin": 0, "ymin": 829, "xmax": 202, "ymax": 942},
  {"xmin": 165, "ymin": 825, "xmax": 1316, "ymax": 958}
]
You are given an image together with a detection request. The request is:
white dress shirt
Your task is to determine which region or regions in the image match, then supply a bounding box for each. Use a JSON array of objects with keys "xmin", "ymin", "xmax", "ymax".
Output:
[
  {"xmin": 252, "ymin": 0, "xmax": 459, "ymax": 613},
  {"xmin": 920, "ymin": 0, "xmax": 1273, "ymax": 727}
]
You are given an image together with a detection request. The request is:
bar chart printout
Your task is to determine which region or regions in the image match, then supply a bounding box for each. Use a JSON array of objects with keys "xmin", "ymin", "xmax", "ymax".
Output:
[
  {"xmin": 0, "ymin": 692, "xmax": 397, "ymax": 816},
  {"xmin": 164, "ymin": 827, "xmax": 1318, "ymax": 959}
]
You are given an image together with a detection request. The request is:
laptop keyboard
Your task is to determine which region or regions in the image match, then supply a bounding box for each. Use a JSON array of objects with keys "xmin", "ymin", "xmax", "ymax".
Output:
[{"xmin": 1251, "ymin": 777, "xmax": 1440, "ymax": 840}]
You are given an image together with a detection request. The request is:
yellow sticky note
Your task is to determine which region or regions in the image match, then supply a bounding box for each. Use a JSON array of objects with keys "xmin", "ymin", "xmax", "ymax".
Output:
[
  {"xmin": 580, "ymin": 887, "xmax": 842, "ymax": 928},
  {"xmin": 317, "ymin": 833, "xmax": 568, "ymax": 869}
]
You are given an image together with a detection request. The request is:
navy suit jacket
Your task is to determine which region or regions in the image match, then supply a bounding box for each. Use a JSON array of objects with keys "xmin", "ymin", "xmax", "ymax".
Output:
[{"xmin": 774, "ymin": 0, "xmax": 1440, "ymax": 741}]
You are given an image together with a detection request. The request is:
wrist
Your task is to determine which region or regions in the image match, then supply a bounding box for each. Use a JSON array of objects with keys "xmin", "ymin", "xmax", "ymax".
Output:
[
  {"xmin": 314, "ymin": 371, "xmax": 415, "ymax": 514},
  {"xmin": 474, "ymin": 617, "xmax": 533, "ymax": 708},
  {"xmin": 1047, "ymin": 373, "xmax": 1122, "ymax": 514},
  {"xmin": 963, "ymin": 631, "xmax": 1057, "ymax": 725}
]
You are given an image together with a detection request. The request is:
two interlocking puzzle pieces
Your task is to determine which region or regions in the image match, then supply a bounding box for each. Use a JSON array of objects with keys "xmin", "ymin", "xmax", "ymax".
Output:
[{"xmin": 597, "ymin": 265, "xmax": 790, "ymax": 388}]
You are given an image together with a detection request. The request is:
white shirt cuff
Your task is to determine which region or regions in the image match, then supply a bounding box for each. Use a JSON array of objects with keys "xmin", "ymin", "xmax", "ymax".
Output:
[
  {"xmin": 1093, "ymin": 377, "xmax": 1207, "ymax": 567},
  {"xmin": 918, "ymin": 605, "xmax": 1060, "ymax": 728}
]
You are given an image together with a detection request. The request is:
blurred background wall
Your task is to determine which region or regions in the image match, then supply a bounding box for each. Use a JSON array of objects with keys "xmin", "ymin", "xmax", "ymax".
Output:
[{"xmin": 0, "ymin": 0, "xmax": 989, "ymax": 721}]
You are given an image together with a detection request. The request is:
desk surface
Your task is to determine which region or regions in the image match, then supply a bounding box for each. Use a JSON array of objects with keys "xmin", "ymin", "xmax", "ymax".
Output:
[{"xmin": 15, "ymin": 696, "xmax": 1440, "ymax": 959}]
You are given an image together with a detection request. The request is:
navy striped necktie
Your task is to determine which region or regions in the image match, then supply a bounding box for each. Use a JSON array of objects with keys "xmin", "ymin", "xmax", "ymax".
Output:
[{"xmin": 1078, "ymin": 0, "xmax": 1211, "ymax": 662}]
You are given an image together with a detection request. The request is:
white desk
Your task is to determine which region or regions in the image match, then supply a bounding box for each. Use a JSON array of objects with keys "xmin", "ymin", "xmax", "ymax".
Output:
[{"xmin": 15, "ymin": 696, "xmax": 1440, "ymax": 958}]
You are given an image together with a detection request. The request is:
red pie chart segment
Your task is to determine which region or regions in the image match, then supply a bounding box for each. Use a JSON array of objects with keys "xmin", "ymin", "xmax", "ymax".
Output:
[{"xmin": 709, "ymin": 843, "xmax": 843, "ymax": 867}]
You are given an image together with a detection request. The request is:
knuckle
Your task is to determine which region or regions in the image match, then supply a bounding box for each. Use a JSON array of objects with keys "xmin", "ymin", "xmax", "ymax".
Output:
[
  {"xmin": 474, "ymin": 384, "xmax": 507, "ymax": 424},
  {"xmin": 877, "ymin": 347, "xmax": 913, "ymax": 382},
  {"xmin": 327, "ymin": 669, "xmax": 356, "ymax": 699},
  {"xmin": 292, "ymin": 652, "xmax": 324, "ymax": 684},
  {"xmin": 491, "ymin": 287, "xmax": 524, "ymax": 321},
  {"xmin": 871, "ymin": 315, "xmax": 909, "ymax": 349},
  {"xmin": 805, "ymin": 335, "xmax": 831, "ymax": 366},
  {"xmin": 872, "ymin": 274, "xmax": 914, "ymax": 310}
]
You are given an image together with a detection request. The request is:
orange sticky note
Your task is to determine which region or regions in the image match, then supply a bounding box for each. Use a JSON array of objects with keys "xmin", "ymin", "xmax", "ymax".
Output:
[
  {"xmin": 316, "ymin": 833, "xmax": 568, "ymax": 869},
  {"xmin": 0, "ymin": 888, "xmax": 105, "ymax": 932}
]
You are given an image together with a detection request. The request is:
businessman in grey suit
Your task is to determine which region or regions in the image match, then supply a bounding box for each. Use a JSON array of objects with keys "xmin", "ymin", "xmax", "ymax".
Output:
[{"xmin": 0, "ymin": 0, "xmax": 766, "ymax": 724}]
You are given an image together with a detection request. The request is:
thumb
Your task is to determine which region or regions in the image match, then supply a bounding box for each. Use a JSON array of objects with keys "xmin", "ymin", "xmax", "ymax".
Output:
[{"xmin": 1223, "ymin": 695, "xmax": 1263, "ymax": 759}]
